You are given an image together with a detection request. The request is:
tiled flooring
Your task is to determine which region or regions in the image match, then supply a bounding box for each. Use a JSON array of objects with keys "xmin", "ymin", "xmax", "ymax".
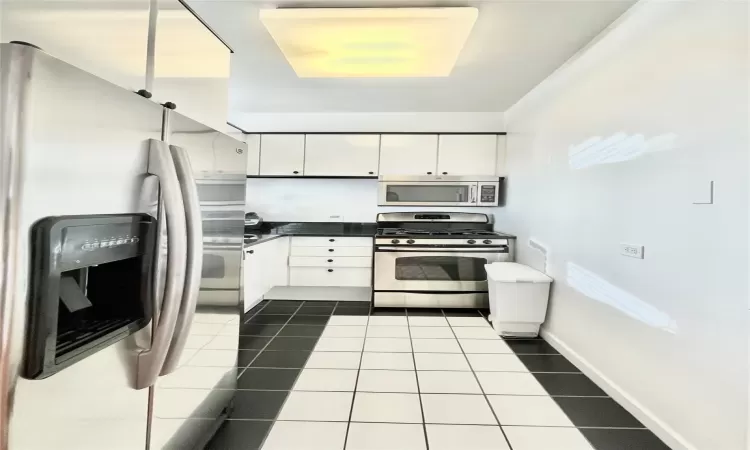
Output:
[{"xmin": 206, "ymin": 300, "xmax": 671, "ymax": 450}]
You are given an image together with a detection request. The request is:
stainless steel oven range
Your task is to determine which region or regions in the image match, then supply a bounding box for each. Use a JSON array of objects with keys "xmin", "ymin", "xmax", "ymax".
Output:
[{"xmin": 373, "ymin": 212, "xmax": 516, "ymax": 308}]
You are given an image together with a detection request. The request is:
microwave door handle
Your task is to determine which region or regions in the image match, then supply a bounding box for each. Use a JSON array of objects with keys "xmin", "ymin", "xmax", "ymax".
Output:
[
  {"xmin": 160, "ymin": 145, "xmax": 203, "ymax": 376},
  {"xmin": 136, "ymin": 139, "xmax": 187, "ymax": 390},
  {"xmin": 470, "ymin": 185, "xmax": 477, "ymax": 204}
]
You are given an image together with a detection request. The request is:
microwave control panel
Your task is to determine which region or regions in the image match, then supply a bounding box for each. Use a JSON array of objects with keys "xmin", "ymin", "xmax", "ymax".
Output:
[{"xmin": 480, "ymin": 185, "xmax": 497, "ymax": 202}]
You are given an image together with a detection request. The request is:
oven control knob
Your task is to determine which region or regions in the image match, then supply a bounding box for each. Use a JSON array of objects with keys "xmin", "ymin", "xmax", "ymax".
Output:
[
  {"xmin": 391, "ymin": 239, "xmax": 400, "ymax": 244},
  {"xmin": 467, "ymin": 239, "xmax": 476, "ymax": 244},
  {"xmin": 483, "ymin": 240, "xmax": 492, "ymax": 244},
  {"xmin": 406, "ymin": 239, "xmax": 415, "ymax": 244}
]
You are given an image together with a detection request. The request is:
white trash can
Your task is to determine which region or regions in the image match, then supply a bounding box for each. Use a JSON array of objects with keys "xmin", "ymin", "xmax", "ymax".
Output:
[{"xmin": 485, "ymin": 262, "xmax": 553, "ymax": 338}]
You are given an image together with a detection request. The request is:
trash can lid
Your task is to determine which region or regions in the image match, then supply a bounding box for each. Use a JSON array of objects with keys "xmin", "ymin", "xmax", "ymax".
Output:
[{"xmin": 485, "ymin": 262, "xmax": 552, "ymax": 283}]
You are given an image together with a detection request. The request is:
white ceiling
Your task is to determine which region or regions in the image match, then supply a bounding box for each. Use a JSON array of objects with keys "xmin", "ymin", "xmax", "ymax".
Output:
[{"xmin": 187, "ymin": 0, "xmax": 635, "ymax": 115}]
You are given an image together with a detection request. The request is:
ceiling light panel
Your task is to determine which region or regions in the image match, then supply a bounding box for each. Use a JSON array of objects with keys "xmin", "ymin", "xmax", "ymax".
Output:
[{"xmin": 259, "ymin": 7, "xmax": 478, "ymax": 78}]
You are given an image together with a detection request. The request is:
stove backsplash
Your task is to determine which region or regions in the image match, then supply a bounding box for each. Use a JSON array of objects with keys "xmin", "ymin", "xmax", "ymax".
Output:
[{"xmin": 246, "ymin": 178, "xmax": 501, "ymax": 224}]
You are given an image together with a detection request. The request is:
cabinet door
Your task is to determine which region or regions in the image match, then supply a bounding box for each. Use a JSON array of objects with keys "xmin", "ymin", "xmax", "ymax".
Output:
[
  {"xmin": 304, "ymin": 134, "xmax": 380, "ymax": 176},
  {"xmin": 437, "ymin": 135, "xmax": 498, "ymax": 176},
  {"xmin": 289, "ymin": 268, "xmax": 371, "ymax": 287},
  {"xmin": 379, "ymin": 135, "xmax": 438, "ymax": 176},
  {"xmin": 243, "ymin": 248, "xmax": 266, "ymax": 312},
  {"xmin": 268, "ymin": 237, "xmax": 290, "ymax": 288},
  {"xmin": 260, "ymin": 134, "xmax": 305, "ymax": 176},
  {"xmin": 245, "ymin": 134, "xmax": 261, "ymax": 176}
]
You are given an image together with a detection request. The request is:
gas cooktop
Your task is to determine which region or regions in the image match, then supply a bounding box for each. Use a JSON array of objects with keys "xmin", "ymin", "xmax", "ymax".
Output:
[{"xmin": 377, "ymin": 228, "xmax": 503, "ymax": 239}]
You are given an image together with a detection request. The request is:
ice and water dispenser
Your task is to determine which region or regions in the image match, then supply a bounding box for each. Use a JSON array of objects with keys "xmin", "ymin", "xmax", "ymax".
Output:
[{"xmin": 24, "ymin": 214, "xmax": 156, "ymax": 379}]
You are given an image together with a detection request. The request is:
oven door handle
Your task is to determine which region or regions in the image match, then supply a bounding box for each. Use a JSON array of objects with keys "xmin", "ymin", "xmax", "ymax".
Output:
[{"xmin": 376, "ymin": 246, "xmax": 508, "ymax": 253}]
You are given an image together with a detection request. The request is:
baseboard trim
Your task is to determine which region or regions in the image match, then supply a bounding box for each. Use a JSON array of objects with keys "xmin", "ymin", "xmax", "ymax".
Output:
[{"xmin": 540, "ymin": 328, "xmax": 695, "ymax": 450}]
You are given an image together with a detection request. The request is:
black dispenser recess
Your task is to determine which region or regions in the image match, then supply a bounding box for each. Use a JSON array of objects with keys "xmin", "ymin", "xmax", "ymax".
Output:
[{"xmin": 24, "ymin": 214, "xmax": 156, "ymax": 379}]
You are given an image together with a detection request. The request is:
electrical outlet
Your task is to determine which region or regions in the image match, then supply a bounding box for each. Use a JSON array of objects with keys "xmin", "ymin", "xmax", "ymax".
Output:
[{"xmin": 620, "ymin": 244, "xmax": 644, "ymax": 259}]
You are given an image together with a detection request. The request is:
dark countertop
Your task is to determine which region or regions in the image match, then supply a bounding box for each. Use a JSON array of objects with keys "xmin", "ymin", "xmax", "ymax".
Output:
[{"xmin": 244, "ymin": 222, "xmax": 378, "ymax": 248}]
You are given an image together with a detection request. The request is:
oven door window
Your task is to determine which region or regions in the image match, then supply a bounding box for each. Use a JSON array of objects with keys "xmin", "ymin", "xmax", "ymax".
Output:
[
  {"xmin": 395, "ymin": 256, "xmax": 488, "ymax": 281},
  {"xmin": 385, "ymin": 185, "xmax": 470, "ymax": 203}
]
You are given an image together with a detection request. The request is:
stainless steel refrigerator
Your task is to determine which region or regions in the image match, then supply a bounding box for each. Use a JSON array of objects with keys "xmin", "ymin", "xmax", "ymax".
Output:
[{"xmin": 0, "ymin": 42, "xmax": 246, "ymax": 449}]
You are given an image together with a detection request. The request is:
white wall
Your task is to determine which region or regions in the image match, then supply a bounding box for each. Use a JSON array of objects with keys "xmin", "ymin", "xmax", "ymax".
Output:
[
  {"xmin": 246, "ymin": 178, "xmax": 502, "ymax": 224},
  {"xmin": 498, "ymin": 2, "xmax": 748, "ymax": 450}
]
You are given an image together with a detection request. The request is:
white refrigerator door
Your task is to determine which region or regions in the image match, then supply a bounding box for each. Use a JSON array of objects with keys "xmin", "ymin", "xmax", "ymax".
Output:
[{"xmin": 1, "ymin": 43, "xmax": 166, "ymax": 449}]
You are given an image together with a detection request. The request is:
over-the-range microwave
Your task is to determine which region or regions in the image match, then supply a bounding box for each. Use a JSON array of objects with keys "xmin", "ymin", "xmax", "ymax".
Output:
[{"xmin": 377, "ymin": 176, "xmax": 503, "ymax": 207}]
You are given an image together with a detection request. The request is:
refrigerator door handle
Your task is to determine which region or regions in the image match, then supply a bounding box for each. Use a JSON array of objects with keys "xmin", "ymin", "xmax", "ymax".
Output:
[
  {"xmin": 136, "ymin": 139, "xmax": 187, "ymax": 389},
  {"xmin": 160, "ymin": 144, "xmax": 203, "ymax": 376}
]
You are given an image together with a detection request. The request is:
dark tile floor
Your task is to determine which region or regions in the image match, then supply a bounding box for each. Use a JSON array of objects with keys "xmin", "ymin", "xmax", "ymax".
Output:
[{"xmin": 205, "ymin": 300, "xmax": 671, "ymax": 450}]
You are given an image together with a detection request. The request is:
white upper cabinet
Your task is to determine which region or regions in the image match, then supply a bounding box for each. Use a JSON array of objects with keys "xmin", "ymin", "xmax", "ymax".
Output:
[
  {"xmin": 437, "ymin": 135, "xmax": 498, "ymax": 176},
  {"xmin": 304, "ymin": 134, "xmax": 380, "ymax": 176},
  {"xmin": 379, "ymin": 135, "xmax": 438, "ymax": 176},
  {"xmin": 259, "ymin": 134, "xmax": 305, "ymax": 176},
  {"xmin": 245, "ymin": 134, "xmax": 261, "ymax": 176}
]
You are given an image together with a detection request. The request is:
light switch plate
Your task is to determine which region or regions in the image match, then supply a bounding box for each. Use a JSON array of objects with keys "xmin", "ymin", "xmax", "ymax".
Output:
[{"xmin": 620, "ymin": 243, "xmax": 644, "ymax": 259}]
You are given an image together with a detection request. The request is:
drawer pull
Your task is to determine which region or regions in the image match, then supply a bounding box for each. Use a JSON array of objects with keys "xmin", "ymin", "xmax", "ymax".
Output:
[
  {"xmin": 328, "ymin": 249, "xmax": 334, "ymax": 252},
  {"xmin": 329, "ymin": 238, "xmax": 335, "ymax": 242},
  {"xmin": 327, "ymin": 259, "xmax": 333, "ymax": 262},
  {"xmin": 327, "ymin": 269, "xmax": 334, "ymax": 273},
  {"xmin": 247, "ymin": 250, "xmax": 254, "ymax": 254}
]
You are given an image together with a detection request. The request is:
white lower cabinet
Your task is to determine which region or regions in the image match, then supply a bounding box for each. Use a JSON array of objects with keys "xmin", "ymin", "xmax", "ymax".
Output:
[
  {"xmin": 288, "ymin": 236, "xmax": 373, "ymax": 287},
  {"xmin": 289, "ymin": 268, "xmax": 372, "ymax": 287},
  {"xmin": 244, "ymin": 236, "xmax": 373, "ymax": 297},
  {"xmin": 243, "ymin": 237, "xmax": 289, "ymax": 311}
]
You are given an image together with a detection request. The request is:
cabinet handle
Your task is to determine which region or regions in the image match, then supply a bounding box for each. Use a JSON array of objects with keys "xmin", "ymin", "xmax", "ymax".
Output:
[
  {"xmin": 327, "ymin": 259, "xmax": 333, "ymax": 262},
  {"xmin": 329, "ymin": 238, "xmax": 335, "ymax": 242},
  {"xmin": 442, "ymin": 171, "xmax": 448, "ymax": 175},
  {"xmin": 328, "ymin": 249, "xmax": 334, "ymax": 252},
  {"xmin": 368, "ymin": 171, "xmax": 374, "ymax": 175},
  {"xmin": 293, "ymin": 170, "xmax": 299, "ymax": 174},
  {"xmin": 427, "ymin": 172, "xmax": 432, "ymax": 175},
  {"xmin": 327, "ymin": 269, "xmax": 334, "ymax": 273},
  {"xmin": 248, "ymin": 250, "xmax": 254, "ymax": 254}
]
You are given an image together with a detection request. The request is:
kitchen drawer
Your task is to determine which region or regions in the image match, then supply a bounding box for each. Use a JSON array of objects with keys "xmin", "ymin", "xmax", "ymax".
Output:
[
  {"xmin": 290, "ymin": 246, "xmax": 373, "ymax": 257},
  {"xmin": 288, "ymin": 256, "xmax": 372, "ymax": 268},
  {"xmin": 289, "ymin": 267, "xmax": 371, "ymax": 287},
  {"xmin": 291, "ymin": 236, "xmax": 373, "ymax": 247}
]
